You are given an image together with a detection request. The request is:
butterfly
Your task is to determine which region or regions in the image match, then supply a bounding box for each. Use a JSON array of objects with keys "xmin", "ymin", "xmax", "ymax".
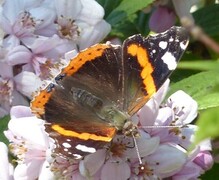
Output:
[{"xmin": 31, "ymin": 26, "xmax": 189, "ymax": 159}]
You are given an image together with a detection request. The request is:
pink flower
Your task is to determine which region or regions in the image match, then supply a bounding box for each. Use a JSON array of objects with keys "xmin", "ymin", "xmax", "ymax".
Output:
[
  {"xmin": 149, "ymin": 6, "xmax": 176, "ymax": 33},
  {"xmin": 194, "ymin": 151, "xmax": 213, "ymax": 171},
  {"xmin": 0, "ymin": 142, "xmax": 14, "ymax": 180},
  {"xmin": 0, "ymin": 0, "xmax": 56, "ymax": 44},
  {"xmin": 18, "ymin": 35, "xmax": 72, "ymax": 79},
  {"xmin": 54, "ymin": 0, "xmax": 111, "ymax": 50},
  {"xmin": 130, "ymin": 144, "xmax": 187, "ymax": 179},
  {"xmin": 0, "ymin": 63, "xmax": 29, "ymax": 117},
  {"xmin": 148, "ymin": 0, "xmax": 197, "ymax": 32},
  {"xmin": 13, "ymin": 71, "xmax": 43, "ymax": 98},
  {"xmin": 4, "ymin": 106, "xmax": 55, "ymax": 179}
]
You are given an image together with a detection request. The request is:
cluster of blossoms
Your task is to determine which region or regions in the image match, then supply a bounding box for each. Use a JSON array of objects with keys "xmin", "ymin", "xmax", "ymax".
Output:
[
  {"xmin": 0, "ymin": 0, "xmax": 214, "ymax": 179},
  {"xmin": 1, "ymin": 80, "xmax": 213, "ymax": 179},
  {"xmin": 0, "ymin": 0, "xmax": 111, "ymax": 117}
]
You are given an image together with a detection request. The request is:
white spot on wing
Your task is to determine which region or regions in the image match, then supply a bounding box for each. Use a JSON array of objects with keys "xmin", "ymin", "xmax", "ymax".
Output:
[
  {"xmin": 159, "ymin": 41, "xmax": 168, "ymax": 49},
  {"xmin": 152, "ymin": 49, "xmax": 156, "ymax": 53},
  {"xmin": 73, "ymin": 154, "xmax": 82, "ymax": 159},
  {"xmin": 180, "ymin": 41, "xmax": 188, "ymax": 50},
  {"xmin": 161, "ymin": 52, "xmax": 177, "ymax": 70},
  {"xmin": 169, "ymin": 37, "xmax": 174, "ymax": 42},
  {"xmin": 62, "ymin": 142, "xmax": 71, "ymax": 148},
  {"xmin": 76, "ymin": 144, "xmax": 96, "ymax": 153}
]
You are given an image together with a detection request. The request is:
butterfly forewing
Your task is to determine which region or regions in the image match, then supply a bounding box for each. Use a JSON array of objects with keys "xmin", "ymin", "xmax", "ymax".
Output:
[
  {"xmin": 32, "ymin": 44, "xmax": 126, "ymax": 157},
  {"xmin": 122, "ymin": 26, "xmax": 189, "ymax": 115}
]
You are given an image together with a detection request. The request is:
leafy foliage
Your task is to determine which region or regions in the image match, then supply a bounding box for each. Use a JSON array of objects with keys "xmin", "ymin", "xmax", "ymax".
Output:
[
  {"xmin": 168, "ymin": 71, "xmax": 219, "ymax": 110},
  {"xmin": 193, "ymin": 4, "xmax": 219, "ymax": 37},
  {"xmin": 195, "ymin": 107, "xmax": 219, "ymax": 144},
  {"xmin": 1, "ymin": 0, "xmax": 219, "ymax": 178},
  {"xmin": 0, "ymin": 116, "xmax": 10, "ymax": 145},
  {"xmin": 98, "ymin": 0, "xmax": 153, "ymax": 38}
]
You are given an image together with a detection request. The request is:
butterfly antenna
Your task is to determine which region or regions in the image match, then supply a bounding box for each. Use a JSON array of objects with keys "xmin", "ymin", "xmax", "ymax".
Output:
[
  {"xmin": 139, "ymin": 125, "xmax": 183, "ymax": 129},
  {"xmin": 132, "ymin": 133, "xmax": 143, "ymax": 166}
]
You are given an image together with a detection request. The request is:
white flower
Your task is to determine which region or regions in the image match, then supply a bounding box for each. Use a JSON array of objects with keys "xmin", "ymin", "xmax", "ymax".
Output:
[
  {"xmin": 4, "ymin": 106, "xmax": 55, "ymax": 179},
  {"xmin": 54, "ymin": 0, "xmax": 111, "ymax": 50},
  {"xmin": 0, "ymin": 142, "xmax": 14, "ymax": 180}
]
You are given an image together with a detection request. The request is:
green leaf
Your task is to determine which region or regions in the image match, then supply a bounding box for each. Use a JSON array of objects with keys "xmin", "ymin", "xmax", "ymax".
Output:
[
  {"xmin": 109, "ymin": 11, "xmax": 151, "ymax": 39},
  {"xmin": 96, "ymin": 0, "xmax": 122, "ymax": 18},
  {"xmin": 193, "ymin": 4, "xmax": 219, "ymax": 36},
  {"xmin": 106, "ymin": 0, "xmax": 153, "ymax": 26},
  {"xmin": 201, "ymin": 163, "xmax": 219, "ymax": 180},
  {"xmin": 134, "ymin": 11, "xmax": 151, "ymax": 35},
  {"xmin": 178, "ymin": 60, "xmax": 219, "ymax": 71},
  {"xmin": 168, "ymin": 71, "xmax": 219, "ymax": 110},
  {"xmin": 198, "ymin": 92, "xmax": 219, "ymax": 109},
  {"xmin": 109, "ymin": 13, "xmax": 139, "ymax": 38},
  {"xmin": 194, "ymin": 107, "xmax": 219, "ymax": 144},
  {"xmin": 0, "ymin": 115, "xmax": 10, "ymax": 144}
]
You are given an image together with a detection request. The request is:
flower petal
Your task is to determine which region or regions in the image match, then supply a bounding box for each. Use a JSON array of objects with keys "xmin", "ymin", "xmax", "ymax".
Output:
[
  {"xmin": 153, "ymin": 79, "xmax": 170, "ymax": 105},
  {"xmin": 166, "ymin": 90, "xmax": 198, "ymax": 124},
  {"xmin": 54, "ymin": 0, "xmax": 82, "ymax": 19},
  {"xmin": 193, "ymin": 151, "xmax": 213, "ymax": 171},
  {"xmin": 79, "ymin": 149, "xmax": 106, "ymax": 177},
  {"xmin": 77, "ymin": 20, "xmax": 111, "ymax": 50},
  {"xmin": 149, "ymin": 6, "xmax": 176, "ymax": 33},
  {"xmin": 172, "ymin": 161, "xmax": 203, "ymax": 180},
  {"xmin": 29, "ymin": 6, "xmax": 56, "ymax": 31},
  {"xmin": 11, "ymin": 90, "xmax": 29, "ymax": 107},
  {"xmin": 14, "ymin": 71, "xmax": 43, "ymax": 98},
  {"xmin": 14, "ymin": 160, "xmax": 45, "ymax": 180},
  {"xmin": 147, "ymin": 144, "xmax": 187, "ymax": 175},
  {"xmin": 78, "ymin": 0, "xmax": 104, "ymax": 25},
  {"xmin": 101, "ymin": 161, "xmax": 131, "ymax": 180},
  {"xmin": 0, "ymin": 142, "xmax": 14, "ymax": 180},
  {"xmin": 137, "ymin": 98, "xmax": 159, "ymax": 127},
  {"xmin": 6, "ymin": 116, "xmax": 49, "ymax": 147},
  {"xmin": 125, "ymin": 134, "xmax": 160, "ymax": 158},
  {"xmin": 10, "ymin": 105, "xmax": 33, "ymax": 119},
  {"xmin": 38, "ymin": 161, "xmax": 54, "ymax": 180},
  {"xmin": 136, "ymin": 79, "xmax": 170, "ymax": 127},
  {"xmin": 0, "ymin": 62, "xmax": 13, "ymax": 78},
  {"xmin": 7, "ymin": 45, "xmax": 32, "ymax": 65}
]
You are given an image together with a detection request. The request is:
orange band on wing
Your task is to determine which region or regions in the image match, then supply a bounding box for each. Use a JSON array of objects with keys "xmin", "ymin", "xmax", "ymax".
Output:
[
  {"xmin": 52, "ymin": 124, "xmax": 116, "ymax": 142},
  {"xmin": 127, "ymin": 44, "xmax": 156, "ymax": 95},
  {"xmin": 31, "ymin": 89, "xmax": 53, "ymax": 117},
  {"xmin": 62, "ymin": 44, "xmax": 110, "ymax": 76}
]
